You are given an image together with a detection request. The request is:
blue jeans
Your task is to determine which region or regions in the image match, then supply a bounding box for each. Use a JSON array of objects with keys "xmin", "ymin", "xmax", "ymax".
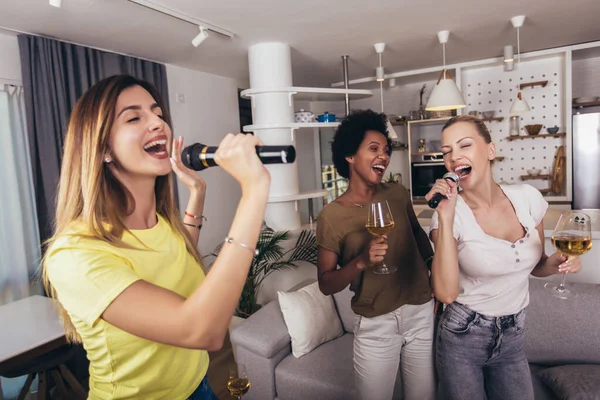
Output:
[
  {"xmin": 187, "ymin": 375, "xmax": 218, "ymax": 400},
  {"xmin": 435, "ymin": 302, "xmax": 534, "ymax": 400}
]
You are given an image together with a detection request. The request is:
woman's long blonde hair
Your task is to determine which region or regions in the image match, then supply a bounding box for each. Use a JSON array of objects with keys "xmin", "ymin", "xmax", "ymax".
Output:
[{"xmin": 42, "ymin": 75, "xmax": 202, "ymax": 343}]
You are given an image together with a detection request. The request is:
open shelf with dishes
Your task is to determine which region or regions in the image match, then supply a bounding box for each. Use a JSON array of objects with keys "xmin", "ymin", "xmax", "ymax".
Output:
[{"xmin": 240, "ymin": 86, "xmax": 372, "ymax": 103}]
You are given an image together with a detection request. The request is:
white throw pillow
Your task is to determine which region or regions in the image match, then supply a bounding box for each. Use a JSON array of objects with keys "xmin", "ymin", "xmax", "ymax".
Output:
[{"xmin": 277, "ymin": 281, "xmax": 344, "ymax": 358}]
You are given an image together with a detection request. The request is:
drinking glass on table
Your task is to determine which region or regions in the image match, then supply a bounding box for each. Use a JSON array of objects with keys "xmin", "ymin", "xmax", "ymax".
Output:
[
  {"xmin": 227, "ymin": 363, "xmax": 251, "ymax": 399},
  {"xmin": 366, "ymin": 200, "xmax": 396, "ymax": 274},
  {"xmin": 545, "ymin": 211, "xmax": 592, "ymax": 299}
]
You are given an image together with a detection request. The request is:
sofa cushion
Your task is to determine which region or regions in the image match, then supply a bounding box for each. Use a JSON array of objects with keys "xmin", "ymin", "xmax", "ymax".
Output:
[
  {"xmin": 538, "ymin": 364, "xmax": 600, "ymax": 400},
  {"xmin": 525, "ymin": 278, "xmax": 600, "ymax": 365},
  {"xmin": 275, "ymin": 333, "xmax": 356, "ymax": 400},
  {"xmin": 278, "ymin": 281, "xmax": 343, "ymax": 358},
  {"xmin": 529, "ymin": 364, "xmax": 559, "ymax": 400},
  {"xmin": 333, "ymin": 285, "xmax": 355, "ymax": 333}
]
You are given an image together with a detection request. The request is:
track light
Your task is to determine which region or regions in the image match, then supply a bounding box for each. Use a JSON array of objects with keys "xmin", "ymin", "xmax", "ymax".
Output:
[
  {"xmin": 49, "ymin": 0, "xmax": 62, "ymax": 7},
  {"xmin": 192, "ymin": 26, "xmax": 209, "ymax": 47},
  {"xmin": 374, "ymin": 43, "xmax": 386, "ymax": 82}
]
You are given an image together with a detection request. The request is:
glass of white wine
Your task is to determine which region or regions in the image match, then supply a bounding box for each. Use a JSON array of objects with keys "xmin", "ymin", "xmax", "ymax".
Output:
[
  {"xmin": 227, "ymin": 363, "xmax": 251, "ymax": 399},
  {"xmin": 545, "ymin": 211, "xmax": 592, "ymax": 299},
  {"xmin": 366, "ymin": 200, "xmax": 396, "ymax": 274}
]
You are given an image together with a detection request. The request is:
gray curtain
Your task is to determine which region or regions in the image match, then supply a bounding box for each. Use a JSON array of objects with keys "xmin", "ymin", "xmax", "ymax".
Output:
[{"xmin": 18, "ymin": 34, "xmax": 173, "ymax": 244}]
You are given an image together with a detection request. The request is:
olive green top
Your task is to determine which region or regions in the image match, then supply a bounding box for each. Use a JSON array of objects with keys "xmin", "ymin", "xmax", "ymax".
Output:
[{"xmin": 317, "ymin": 183, "xmax": 433, "ymax": 318}]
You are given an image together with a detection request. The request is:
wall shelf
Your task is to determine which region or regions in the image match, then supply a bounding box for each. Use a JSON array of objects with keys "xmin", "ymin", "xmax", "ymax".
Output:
[
  {"xmin": 391, "ymin": 120, "xmax": 408, "ymax": 126},
  {"xmin": 572, "ymin": 100, "xmax": 600, "ymax": 109},
  {"xmin": 505, "ymin": 133, "xmax": 565, "ymax": 141},
  {"xmin": 481, "ymin": 117, "xmax": 504, "ymax": 122},
  {"xmin": 519, "ymin": 80, "xmax": 549, "ymax": 90},
  {"xmin": 268, "ymin": 189, "xmax": 328, "ymax": 204},
  {"xmin": 495, "ymin": 156, "xmax": 505, "ymax": 161},
  {"xmin": 243, "ymin": 122, "xmax": 339, "ymax": 132},
  {"xmin": 520, "ymin": 174, "xmax": 551, "ymax": 181},
  {"xmin": 240, "ymin": 86, "xmax": 372, "ymax": 102}
]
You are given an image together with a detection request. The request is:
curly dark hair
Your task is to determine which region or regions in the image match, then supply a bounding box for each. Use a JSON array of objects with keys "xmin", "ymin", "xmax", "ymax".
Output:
[{"xmin": 331, "ymin": 109, "xmax": 392, "ymax": 179}]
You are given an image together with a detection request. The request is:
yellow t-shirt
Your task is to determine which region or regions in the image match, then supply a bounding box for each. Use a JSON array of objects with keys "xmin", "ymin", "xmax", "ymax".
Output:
[{"xmin": 45, "ymin": 215, "xmax": 208, "ymax": 400}]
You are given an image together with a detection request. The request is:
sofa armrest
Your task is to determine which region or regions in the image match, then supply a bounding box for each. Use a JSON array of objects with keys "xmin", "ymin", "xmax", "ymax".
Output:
[
  {"xmin": 230, "ymin": 300, "xmax": 291, "ymax": 358},
  {"xmin": 230, "ymin": 301, "xmax": 292, "ymax": 400}
]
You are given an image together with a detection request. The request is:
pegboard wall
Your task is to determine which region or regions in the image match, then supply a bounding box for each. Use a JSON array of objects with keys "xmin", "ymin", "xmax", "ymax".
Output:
[{"xmin": 461, "ymin": 55, "xmax": 566, "ymax": 195}]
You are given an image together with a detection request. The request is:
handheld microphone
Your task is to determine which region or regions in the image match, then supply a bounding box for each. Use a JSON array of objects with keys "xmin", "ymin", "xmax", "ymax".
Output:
[
  {"xmin": 181, "ymin": 142, "xmax": 296, "ymax": 171},
  {"xmin": 428, "ymin": 172, "xmax": 460, "ymax": 209}
]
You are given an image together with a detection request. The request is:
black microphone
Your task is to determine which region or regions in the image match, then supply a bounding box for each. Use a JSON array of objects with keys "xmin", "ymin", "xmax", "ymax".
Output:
[
  {"xmin": 181, "ymin": 142, "xmax": 296, "ymax": 171},
  {"xmin": 428, "ymin": 172, "xmax": 460, "ymax": 209}
]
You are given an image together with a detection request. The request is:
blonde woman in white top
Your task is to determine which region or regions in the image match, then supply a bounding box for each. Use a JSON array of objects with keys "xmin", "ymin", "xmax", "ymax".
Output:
[{"xmin": 426, "ymin": 115, "xmax": 581, "ymax": 400}]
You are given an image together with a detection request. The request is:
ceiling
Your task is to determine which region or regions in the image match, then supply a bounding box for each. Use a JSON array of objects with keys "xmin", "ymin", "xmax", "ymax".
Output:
[{"xmin": 2, "ymin": 0, "xmax": 600, "ymax": 88}]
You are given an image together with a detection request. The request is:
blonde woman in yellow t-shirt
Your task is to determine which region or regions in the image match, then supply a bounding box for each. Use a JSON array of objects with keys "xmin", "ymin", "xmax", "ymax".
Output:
[{"xmin": 42, "ymin": 75, "xmax": 270, "ymax": 400}]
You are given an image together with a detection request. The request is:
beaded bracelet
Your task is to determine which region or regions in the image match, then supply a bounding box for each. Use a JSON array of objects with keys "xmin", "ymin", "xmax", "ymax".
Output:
[
  {"xmin": 224, "ymin": 236, "xmax": 259, "ymax": 256},
  {"xmin": 185, "ymin": 211, "xmax": 207, "ymax": 221}
]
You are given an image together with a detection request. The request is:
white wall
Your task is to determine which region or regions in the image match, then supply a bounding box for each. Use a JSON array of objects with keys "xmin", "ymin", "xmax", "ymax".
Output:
[
  {"xmin": 0, "ymin": 32, "xmax": 21, "ymax": 83},
  {"xmin": 166, "ymin": 64, "xmax": 242, "ymax": 257}
]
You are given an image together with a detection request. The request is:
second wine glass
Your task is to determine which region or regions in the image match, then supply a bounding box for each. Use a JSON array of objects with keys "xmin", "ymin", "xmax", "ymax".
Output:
[
  {"xmin": 227, "ymin": 363, "xmax": 251, "ymax": 399},
  {"xmin": 366, "ymin": 200, "xmax": 396, "ymax": 274},
  {"xmin": 545, "ymin": 211, "xmax": 592, "ymax": 299}
]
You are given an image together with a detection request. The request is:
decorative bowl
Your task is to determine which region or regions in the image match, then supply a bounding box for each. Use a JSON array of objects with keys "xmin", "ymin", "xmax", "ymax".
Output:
[
  {"xmin": 527, "ymin": 168, "xmax": 541, "ymax": 176},
  {"xmin": 482, "ymin": 111, "xmax": 495, "ymax": 118},
  {"xmin": 524, "ymin": 124, "xmax": 543, "ymax": 135},
  {"xmin": 547, "ymin": 126, "xmax": 560, "ymax": 134}
]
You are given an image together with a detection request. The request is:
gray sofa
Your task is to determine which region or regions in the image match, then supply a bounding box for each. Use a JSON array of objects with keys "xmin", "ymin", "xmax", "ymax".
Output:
[{"xmin": 230, "ymin": 278, "xmax": 600, "ymax": 400}]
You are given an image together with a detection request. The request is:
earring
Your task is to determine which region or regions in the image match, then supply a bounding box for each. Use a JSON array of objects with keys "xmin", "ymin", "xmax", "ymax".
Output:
[{"xmin": 104, "ymin": 157, "xmax": 111, "ymax": 163}]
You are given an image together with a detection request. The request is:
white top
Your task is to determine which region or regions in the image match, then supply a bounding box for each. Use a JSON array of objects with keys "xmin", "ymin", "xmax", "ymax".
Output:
[
  {"xmin": 431, "ymin": 184, "xmax": 548, "ymax": 316},
  {"xmin": 0, "ymin": 295, "xmax": 65, "ymax": 363}
]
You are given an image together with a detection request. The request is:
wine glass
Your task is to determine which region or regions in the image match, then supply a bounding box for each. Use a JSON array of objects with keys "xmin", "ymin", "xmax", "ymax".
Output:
[
  {"xmin": 227, "ymin": 363, "xmax": 251, "ymax": 399},
  {"xmin": 545, "ymin": 211, "xmax": 592, "ymax": 299},
  {"xmin": 366, "ymin": 200, "xmax": 396, "ymax": 274}
]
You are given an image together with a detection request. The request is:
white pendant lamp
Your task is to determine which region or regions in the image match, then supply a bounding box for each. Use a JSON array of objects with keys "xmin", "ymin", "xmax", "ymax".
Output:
[
  {"xmin": 373, "ymin": 43, "xmax": 398, "ymax": 139},
  {"xmin": 426, "ymin": 30, "xmax": 466, "ymax": 111},
  {"xmin": 509, "ymin": 15, "xmax": 531, "ymax": 114}
]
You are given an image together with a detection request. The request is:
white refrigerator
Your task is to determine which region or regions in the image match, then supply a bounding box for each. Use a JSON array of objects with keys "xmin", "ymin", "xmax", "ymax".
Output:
[{"xmin": 573, "ymin": 112, "xmax": 600, "ymax": 209}]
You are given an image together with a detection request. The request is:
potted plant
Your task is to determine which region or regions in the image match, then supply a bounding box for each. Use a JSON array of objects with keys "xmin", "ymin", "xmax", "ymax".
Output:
[{"xmin": 205, "ymin": 223, "xmax": 317, "ymax": 318}]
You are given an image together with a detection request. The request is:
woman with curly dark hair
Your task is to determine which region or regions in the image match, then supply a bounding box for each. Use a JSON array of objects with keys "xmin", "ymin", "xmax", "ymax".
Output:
[{"xmin": 316, "ymin": 109, "xmax": 436, "ymax": 400}]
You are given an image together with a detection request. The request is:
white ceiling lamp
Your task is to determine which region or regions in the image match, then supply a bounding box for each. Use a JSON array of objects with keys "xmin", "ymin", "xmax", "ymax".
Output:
[
  {"xmin": 426, "ymin": 30, "xmax": 466, "ymax": 111},
  {"xmin": 191, "ymin": 26, "xmax": 209, "ymax": 47},
  {"xmin": 373, "ymin": 43, "xmax": 398, "ymax": 139},
  {"xmin": 509, "ymin": 15, "xmax": 531, "ymax": 114},
  {"xmin": 49, "ymin": 0, "xmax": 62, "ymax": 7},
  {"xmin": 504, "ymin": 45, "xmax": 514, "ymax": 71}
]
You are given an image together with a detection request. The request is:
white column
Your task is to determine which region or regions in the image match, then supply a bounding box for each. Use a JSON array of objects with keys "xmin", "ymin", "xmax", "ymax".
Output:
[{"xmin": 248, "ymin": 43, "xmax": 301, "ymax": 230}]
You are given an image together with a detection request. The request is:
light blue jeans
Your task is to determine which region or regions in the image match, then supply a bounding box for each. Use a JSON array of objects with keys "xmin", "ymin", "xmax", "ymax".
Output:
[{"xmin": 436, "ymin": 302, "xmax": 534, "ymax": 400}]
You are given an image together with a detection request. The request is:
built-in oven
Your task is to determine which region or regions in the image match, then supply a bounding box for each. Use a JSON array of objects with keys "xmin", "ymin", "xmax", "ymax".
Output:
[{"xmin": 411, "ymin": 153, "xmax": 447, "ymax": 198}]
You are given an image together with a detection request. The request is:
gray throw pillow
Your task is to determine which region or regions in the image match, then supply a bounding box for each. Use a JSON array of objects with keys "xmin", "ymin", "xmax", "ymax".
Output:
[{"xmin": 538, "ymin": 365, "xmax": 600, "ymax": 400}]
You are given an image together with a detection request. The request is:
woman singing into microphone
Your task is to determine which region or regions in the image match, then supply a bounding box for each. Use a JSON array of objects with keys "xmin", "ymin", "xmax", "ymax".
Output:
[
  {"xmin": 316, "ymin": 110, "xmax": 436, "ymax": 400},
  {"xmin": 426, "ymin": 115, "xmax": 581, "ymax": 400},
  {"xmin": 42, "ymin": 75, "xmax": 270, "ymax": 399}
]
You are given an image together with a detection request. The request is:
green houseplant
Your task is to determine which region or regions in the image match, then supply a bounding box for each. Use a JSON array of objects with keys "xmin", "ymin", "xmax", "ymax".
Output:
[{"xmin": 206, "ymin": 223, "xmax": 317, "ymax": 318}]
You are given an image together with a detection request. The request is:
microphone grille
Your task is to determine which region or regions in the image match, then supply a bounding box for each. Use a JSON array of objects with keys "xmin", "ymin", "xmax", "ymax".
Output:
[{"xmin": 443, "ymin": 171, "xmax": 460, "ymax": 183}]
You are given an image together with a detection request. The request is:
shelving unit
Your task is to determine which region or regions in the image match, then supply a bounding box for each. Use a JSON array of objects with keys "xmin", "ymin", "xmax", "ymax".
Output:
[
  {"xmin": 519, "ymin": 80, "xmax": 549, "ymax": 90},
  {"xmin": 520, "ymin": 174, "xmax": 551, "ymax": 181},
  {"xmin": 505, "ymin": 133, "xmax": 566, "ymax": 141},
  {"xmin": 244, "ymin": 43, "xmax": 373, "ymax": 230}
]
